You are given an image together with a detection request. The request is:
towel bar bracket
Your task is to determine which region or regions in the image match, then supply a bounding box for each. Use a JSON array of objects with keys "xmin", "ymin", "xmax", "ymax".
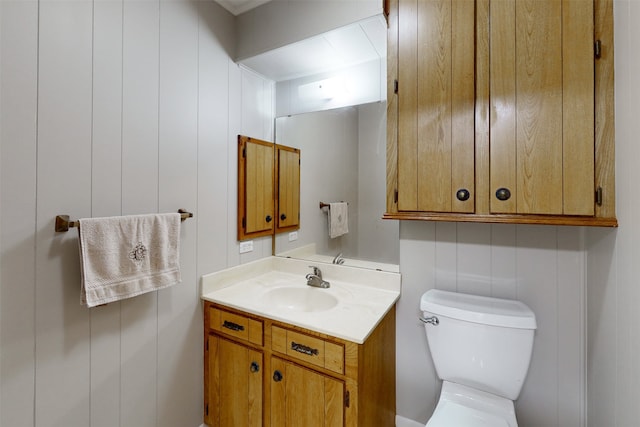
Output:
[{"xmin": 55, "ymin": 210, "xmax": 194, "ymax": 232}]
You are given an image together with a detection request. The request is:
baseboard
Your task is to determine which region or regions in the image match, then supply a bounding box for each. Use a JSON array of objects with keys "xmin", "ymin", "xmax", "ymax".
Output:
[{"xmin": 396, "ymin": 414, "xmax": 425, "ymax": 427}]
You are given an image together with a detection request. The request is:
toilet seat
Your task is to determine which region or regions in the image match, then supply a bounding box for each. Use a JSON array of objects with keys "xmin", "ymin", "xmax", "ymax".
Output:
[{"xmin": 425, "ymin": 382, "xmax": 517, "ymax": 427}]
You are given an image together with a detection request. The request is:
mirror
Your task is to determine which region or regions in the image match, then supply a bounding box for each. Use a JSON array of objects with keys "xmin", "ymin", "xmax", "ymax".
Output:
[
  {"xmin": 274, "ymin": 102, "xmax": 399, "ymax": 272},
  {"xmin": 238, "ymin": 13, "xmax": 399, "ymax": 271}
]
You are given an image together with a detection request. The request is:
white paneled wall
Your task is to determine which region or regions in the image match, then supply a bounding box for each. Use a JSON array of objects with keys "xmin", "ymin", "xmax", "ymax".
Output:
[
  {"xmin": 587, "ymin": 1, "xmax": 640, "ymax": 426},
  {"xmin": 0, "ymin": 1, "xmax": 274, "ymax": 426},
  {"xmin": 397, "ymin": 222, "xmax": 586, "ymax": 427}
]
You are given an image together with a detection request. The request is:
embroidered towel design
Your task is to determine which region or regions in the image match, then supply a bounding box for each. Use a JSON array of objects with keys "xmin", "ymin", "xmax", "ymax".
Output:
[
  {"xmin": 328, "ymin": 202, "xmax": 349, "ymax": 238},
  {"xmin": 78, "ymin": 213, "xmax": 181, "ymax": 307}
]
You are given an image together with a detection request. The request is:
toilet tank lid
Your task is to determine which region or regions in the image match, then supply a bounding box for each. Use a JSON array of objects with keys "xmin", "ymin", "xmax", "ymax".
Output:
[{"xmin": 420, "ymin": 289, "xmax": 537, "ymax": 330}]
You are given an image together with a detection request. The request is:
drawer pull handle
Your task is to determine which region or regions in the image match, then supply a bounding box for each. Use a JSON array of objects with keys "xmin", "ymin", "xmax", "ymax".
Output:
[
  {"xmin": 250, "ymin": 361, "xmax": 260, "ymax": 373},
  {"xmin": 291, "ymin": 341, "xmax": 319, "ymax": 356},
  {"xmin": 222, "ymin": 320, "xmax": 245, "ymax": 332}
]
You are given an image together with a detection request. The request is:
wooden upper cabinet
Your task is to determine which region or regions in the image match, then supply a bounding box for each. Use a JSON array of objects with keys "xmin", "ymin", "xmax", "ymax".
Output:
[
  {"xmin": 386, "ymin": 0, "xmax": 617, "ymax": 226},
  {"xmin": 489, "ymin": 0, "xmax": 594, "ymax": 216},
  {"xmin": 276, "ymin": 145, "xmax": 300, "ymax": 233},
  {"xmin": 397, "ymin": 0, "xmax": 475, "ymax": 213},
  {"xmin": 238, "ymin": 135, "xmax": 275, "ymax": 240}
]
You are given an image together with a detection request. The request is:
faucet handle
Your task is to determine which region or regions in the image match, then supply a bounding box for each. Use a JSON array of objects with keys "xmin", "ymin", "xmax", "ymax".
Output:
[{"xmin": 308, "ymin": 265, "xmax": 322, "ymax": 277}]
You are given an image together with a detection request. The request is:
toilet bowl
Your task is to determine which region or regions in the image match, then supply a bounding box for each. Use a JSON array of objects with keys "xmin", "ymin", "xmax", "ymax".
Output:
[{"xmin": 420, "ymin": 289, "xmax": 537, "ymax": 427}]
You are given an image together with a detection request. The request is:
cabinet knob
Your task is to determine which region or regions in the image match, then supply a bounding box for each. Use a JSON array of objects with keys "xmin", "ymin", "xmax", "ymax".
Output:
[
  {"xmin": 250, "ymin": 361, "xmax": 260, "ymax": 373},
  {"xmin": 273, "ymin": 370, "xmax": 283, "ymax": 382},
  {"xmin": 280, "ymin": 213, "xmax": 287, "ymax": 221},
  {"xmin": 495, "ymin": 188, "xmax": 511, "ymax": 201},
  {"xmin": 265, "ymin": 215, "xmax": 272, "ymax": 223},
  {"xmin": 456, "ymin": 189, "xmax": 470, "ymax": 201}
]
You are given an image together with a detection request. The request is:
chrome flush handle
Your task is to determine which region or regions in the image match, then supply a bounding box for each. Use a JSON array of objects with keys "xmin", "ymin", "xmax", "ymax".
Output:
[{"xmin": 419, "ymin": 315, "xmax": 439, "ymax": 326}]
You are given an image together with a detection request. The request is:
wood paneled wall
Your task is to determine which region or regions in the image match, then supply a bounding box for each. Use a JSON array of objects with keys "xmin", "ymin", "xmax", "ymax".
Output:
[
  {"xmin": 587, "ymin": 2, "xmax": 640, "ymax": 426},
  {"xmin": 397, "ymin": 222, "xmax": 586, "ymax": 427},
  {"xmin": 0, "ymin": 1, "xmax": 274, "ymax": 426}
]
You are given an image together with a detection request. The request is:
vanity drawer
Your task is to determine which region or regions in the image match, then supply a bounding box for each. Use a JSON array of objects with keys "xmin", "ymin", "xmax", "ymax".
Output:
[
  {"xmin": 210, "ymin": 307, "xmax": 263, "ymax": 346},
  {"xmin": 271, "ymin": 326, "xmax": 344, "ymax": 374}
]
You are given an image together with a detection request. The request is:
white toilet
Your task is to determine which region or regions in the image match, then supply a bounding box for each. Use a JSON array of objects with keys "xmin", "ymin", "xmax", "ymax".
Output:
[{"xmin": 420, "ymin": 289, "xmax": 537, "ymax": 427}]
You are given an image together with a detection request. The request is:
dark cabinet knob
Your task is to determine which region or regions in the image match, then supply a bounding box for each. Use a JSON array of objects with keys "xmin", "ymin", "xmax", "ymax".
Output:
[
  {"xmin": 456, "ymin": 189, "xmax": 470, "ymax": 201},
  {"xmin": 250, "ymin": 361, "xmax": 260, "ymax": 373},
  {"xmin": 265, "ymin": 215, "xmax": 272, "ymax": 223},
  {"xmin": 495, "ymin": 188, "xmax": 511, "ymax": 201},
  {"xmin": 280, "ymin": 213, "xmax": 287, "ymax": 221},
  {"xmin": 273, "ymin": 370, "xmax": 283, "ymax": 382}
]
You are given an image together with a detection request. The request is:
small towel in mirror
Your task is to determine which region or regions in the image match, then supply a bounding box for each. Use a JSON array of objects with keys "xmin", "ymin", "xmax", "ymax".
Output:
[{"xmin": 328, "ymin": 202, "xmax": 348, "ymax": 238}]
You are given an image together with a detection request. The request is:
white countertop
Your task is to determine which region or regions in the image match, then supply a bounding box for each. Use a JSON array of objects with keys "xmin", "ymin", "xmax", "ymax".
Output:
[{"xmin": 201, "ymin": 256, "xmax": 401, "ymax": 344}]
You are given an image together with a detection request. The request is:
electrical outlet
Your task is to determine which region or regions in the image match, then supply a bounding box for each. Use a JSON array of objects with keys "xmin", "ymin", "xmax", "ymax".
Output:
[
  {"xmin": 239, "ymin": 240, "xmax": 253, "ymax": 254},
  {"xmin": 288, "ymin": 231, "xmax": 298, "ymax": 242}
]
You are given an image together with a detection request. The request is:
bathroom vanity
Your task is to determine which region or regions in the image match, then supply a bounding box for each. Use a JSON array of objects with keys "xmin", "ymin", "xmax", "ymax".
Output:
[{"xmin": 201, "ymin": 257, "xmax": 400, "ymax": 427}]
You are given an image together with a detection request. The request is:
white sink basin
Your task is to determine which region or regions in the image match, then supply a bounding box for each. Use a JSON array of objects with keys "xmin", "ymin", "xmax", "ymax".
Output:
[{"xmin": 263, "ymin": 286, "xmax": 338, "ymax": 312}]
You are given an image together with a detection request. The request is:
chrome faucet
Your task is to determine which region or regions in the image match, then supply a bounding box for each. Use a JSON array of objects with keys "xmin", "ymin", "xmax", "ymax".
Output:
[
  {"xmin": 306, "ymin": 266, "xmax": 330, "ymax": 288},
  {"xmin": 332, "ymin": 252, "xmax": 345, "ymax": 265}
]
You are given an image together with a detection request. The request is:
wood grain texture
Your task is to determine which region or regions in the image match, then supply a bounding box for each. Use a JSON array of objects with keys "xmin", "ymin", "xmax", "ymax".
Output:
[
  {"xmin": 450, "ymin": 0, "xmax": 476, "ymax": 214},
  {"xmin": 397, "ymin": 0, "xmax": 418, "ymax": 210},
  {"xmin": 489, "ymin": 0, "xmax": 517, "ymax": 214},
  {"xmin": 238, "ymin": 135, "xmax": 275, "ymax": 240},
  {"xmin": 275, "ymin": 145, "xmax": 300, "ymax": 233},
  {"xmin": 562, "ymin": 0, "xmax": 595, "ymax": 215},
  {"xmin": 204, "ymin": 301, "xmax": 396, "ymax": 427},
  {"xmin": 594, "ymin": 0, "xmax": 616, "ymax": 219},
  {"xmin": 383, "ymin": 211, "xmax": 618, "ymax": 227},
  {"xmin": 516, "ymin": 0, "xmax": 563, "ymax": 214},
  {"xmin": 387, "ymin": 0, "xmax": 617, "ymax": 225},
  {"xmin": 417, "ymin": 0, "xmax": 453, "ymax": 212},
  {"xmin": 386, "ymin": 0, "xmax": 399, "ymax": 214},
  {"xmin": 475, "ymin": 0, "xmax": 490, "ymax": 215}
]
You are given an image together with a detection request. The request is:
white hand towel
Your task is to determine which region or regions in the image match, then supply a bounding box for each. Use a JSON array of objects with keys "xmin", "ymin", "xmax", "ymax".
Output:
[
  {"xmin": 78, "ymin": 213, "xmax": 181, "ymax": 307},
  {"xmin": 328, "ymin": 202, "xmax": 349, "ymax": 239}
]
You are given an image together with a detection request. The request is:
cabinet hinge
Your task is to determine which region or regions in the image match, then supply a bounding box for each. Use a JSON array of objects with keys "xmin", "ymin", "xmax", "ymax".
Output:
[
  {"xmin": 205, "ymin": 403, "xmax": 209, "ymax": 416},
  {"xmin": 242, "ymin": 147, "xmax": 246, "ymax": 158},
  {"xmin": 242, "ymin": 217, "xmax": 246, "ymax": 228},
  {"xmin": 594, "ymin": 40, "xmax": 602, "ymax": 59},
  {"xmin": 596, "ymin": 186, "xmax": 603, "ymax": 206},
  {"xmin": 344, "ymin": 390, "xmax": 350, "ymax": 408},
  {"xmin": 394, "ymin": 189, "xmax": 398, "ymax": 204},
  {"xmin": 394, "ymin": 79, "xmax": 398, "ymax": 94}
]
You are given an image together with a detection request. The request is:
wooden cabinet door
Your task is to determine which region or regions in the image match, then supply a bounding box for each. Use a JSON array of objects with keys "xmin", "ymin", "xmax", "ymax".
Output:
[
  {"xmin": 206, "ymin": 334, "xmax": 263, "ymax": 427},
  {"xmin": 397, "ymin": 0, "xmax": 475, "ymax": 213},
  {"xmin": 238, "ymin": 135, "xmax": 275, "ymax": 240},
  {"xmin": 489, "ymin": 0, "xmax": 594, "ymax": 215},
  {"xmin": 271, "ymin": 357, "xmax": 344, "ymax": 427},
  {"xmin": 275, "ymin": 145, "xmax": 300, "ymax": 232}
]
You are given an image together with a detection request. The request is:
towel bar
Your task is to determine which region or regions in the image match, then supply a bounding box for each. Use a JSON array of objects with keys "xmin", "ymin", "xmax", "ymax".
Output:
[
  {"xmin": 55, "ymin": 209, "xmax": 194, "ymax": 232},
  {"xmin": 319, "ymin": 202, "xmax": 347, "ymax": 209}
]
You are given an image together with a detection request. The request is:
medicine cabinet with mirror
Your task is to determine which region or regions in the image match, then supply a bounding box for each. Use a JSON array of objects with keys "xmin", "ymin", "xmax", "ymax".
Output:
[{"xmin": 236, "ymin": 12, "xmax": 399, "ymax": 272}]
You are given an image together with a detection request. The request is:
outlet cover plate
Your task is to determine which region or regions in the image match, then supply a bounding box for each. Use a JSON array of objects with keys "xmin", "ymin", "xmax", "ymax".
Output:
[{"xmin": 239, "ymin": 240, "xmax": 253, "ymax": 254}]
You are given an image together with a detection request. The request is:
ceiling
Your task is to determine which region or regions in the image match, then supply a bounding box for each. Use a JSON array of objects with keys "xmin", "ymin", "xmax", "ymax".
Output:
[
  {"xmin": 238, "ymin": 15, "xmax": 387, "ymax": 82},
  {"xmin": 215, "ymin": 0, "xmax": 272, "ymax": 16}
]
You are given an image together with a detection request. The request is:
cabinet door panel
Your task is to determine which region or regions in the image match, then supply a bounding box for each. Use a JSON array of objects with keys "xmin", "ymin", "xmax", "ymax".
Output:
[
  {"xmin": 208, "ymin": 335, "xmax": 262, "ymax": 427},
  {"xmin": 271, "ymin": 357, "xmax": 344, "ymax": 427},
  {"xmin": 238, "ymin": 135, "xmax": 274, "ymax": 240},
  {"xmin": 490, "ymin": 0, "xmax": 594, "ymax": 215},
  {"xmin": 398, "ymin": 0, "xmax": 475, "ymax": 213},
  {"xmin": 276, "ymin": 145, "xmax": 300, "ymax": 232},
  {"xmin": 245, "ymin": 141, "xmax": 274, "ymax": 234}
]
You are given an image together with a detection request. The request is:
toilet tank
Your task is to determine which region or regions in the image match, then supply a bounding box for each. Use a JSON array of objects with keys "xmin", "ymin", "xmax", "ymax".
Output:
[{"xmin": 420, "ymin": 289, "xmax": 537, "ymax": 400}]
